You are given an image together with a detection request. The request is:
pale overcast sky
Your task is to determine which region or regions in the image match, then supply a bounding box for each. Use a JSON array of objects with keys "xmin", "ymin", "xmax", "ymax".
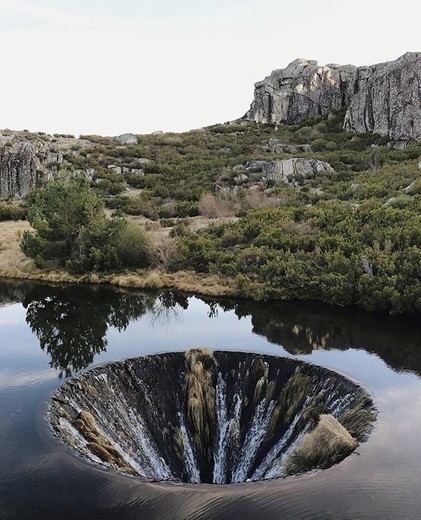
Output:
[{"xmin": 0, "ymin": 0, "xmax": 420, "ymax": 136}]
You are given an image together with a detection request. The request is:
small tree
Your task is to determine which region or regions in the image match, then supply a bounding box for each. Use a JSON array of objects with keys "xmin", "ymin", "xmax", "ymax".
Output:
[{"xmin": 21, "ymin": 173, "xmax": 149, "ymax": 273}]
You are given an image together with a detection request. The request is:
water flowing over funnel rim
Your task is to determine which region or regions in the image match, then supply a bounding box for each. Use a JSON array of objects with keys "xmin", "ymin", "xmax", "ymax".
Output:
[{"xmin": 48, "ymin": 350, "xmax": 376, "ymax": 485}]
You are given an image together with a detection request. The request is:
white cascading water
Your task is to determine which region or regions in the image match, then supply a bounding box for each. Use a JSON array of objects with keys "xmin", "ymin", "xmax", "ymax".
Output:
[
  {"xmin": 177, "ymin": 411, "xmax": 201, "ymax": 483},
  {"xmin": 213, "ymin": 374, "xmax": 244, "ymax": 484},
  {"xmin": 124, "ymin": 407, "xmax": 172, "ymax": 480},
  {"xmin": 231, "ymin": 400, "xmax": 276, "ymax": 483},
  {"xmin": 213, "ymin": 373, "xmax": 229, "ymax": 484},
  {"xmin": 251, "ymin": 396, "xmax": 312, "ymax": 480}
]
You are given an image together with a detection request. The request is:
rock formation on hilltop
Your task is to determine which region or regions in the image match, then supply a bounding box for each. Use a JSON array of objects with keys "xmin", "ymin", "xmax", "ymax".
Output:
[
  {"xmin": 0, "ymin": 132, "xmax": 68, "ymax": 198},
  {"xmin": 246, "ymin": 52, "xmax": 421, "ymax": 143},
  {"xmin": 0, "ymin": 130, "xmax": 139, "ymax": 199},
  {"xmin": 343, "ymin": 53, "xmax": 421, "ymax": 142},
  {"xmin": 0, "ymin": 140, "xmax": 40, "ymax": 198}
]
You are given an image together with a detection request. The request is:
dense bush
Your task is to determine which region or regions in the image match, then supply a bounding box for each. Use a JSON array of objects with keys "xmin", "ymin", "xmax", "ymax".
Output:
[
  {"xmin": 0, "ymin": 202, "xmax": 27, "ymax": 221},
  {"xmin": 21, "ymin": 174, "xmax": 150, "ymax": 273},
  {"xmin": 12, "ymin": 112, "xmax": 421, "ymax": 315},
  {"xmin": 176, "ymin": 201, "xmax": 421, "ymax": 314}
]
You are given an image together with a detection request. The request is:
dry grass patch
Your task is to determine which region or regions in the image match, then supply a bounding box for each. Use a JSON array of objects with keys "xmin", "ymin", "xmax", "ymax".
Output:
[
  {"xmin": 0, "ymin": 220, "xmax": 39, "ymax": 278},
  {"xmin": 0, "ymin": 219, "xmax": 236, "ymax": 299},
  {"xmin": 109, "ymin": 269, "xmax": 234, "ymax": 296},
  {"xmin": 284, "ymin": 414, "xmax": 358, "ymax": 475}
]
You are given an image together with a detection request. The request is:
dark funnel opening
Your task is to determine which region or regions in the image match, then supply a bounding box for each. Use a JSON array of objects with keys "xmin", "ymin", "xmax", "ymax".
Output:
[{"xmin": 49, "ymin": 350, "xmax": 375, "ymax": 484}]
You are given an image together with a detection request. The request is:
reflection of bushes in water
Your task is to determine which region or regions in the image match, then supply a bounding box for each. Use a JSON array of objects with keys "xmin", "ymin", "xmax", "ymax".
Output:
[
  {"xmin": 23, "ymin": 285, "xmax": 189, "ymax": 377},
  {"xmin": 0, "ymin": 280, "xmax": 31, "ymax": 306},
  {"xmin": 199, "ymin": 296, "xmax": 421, "ymax": 376},
  {"xmin": 150, "ymin": 291, "xmax": 189, "ymax": 326},
  {"xmin": 10, "ymin": 280, "xmax": 421, "ymax": 378},
  {"xmin": 23, "ymin": 285, "xmax": 154, "ymax": 377}
]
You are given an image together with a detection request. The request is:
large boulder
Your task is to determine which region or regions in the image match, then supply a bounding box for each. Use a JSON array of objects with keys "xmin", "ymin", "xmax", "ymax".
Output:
[
  {"xmin": 246, "ymin": 58, "xmax": 361, "ymax": 125},
  {"xmin": 115, "ymin": 133, "xmax": 138, "ymax": 145},
  {"xmin": 246, "ymin": 158, "xmax": 335, "ymax": 186}
]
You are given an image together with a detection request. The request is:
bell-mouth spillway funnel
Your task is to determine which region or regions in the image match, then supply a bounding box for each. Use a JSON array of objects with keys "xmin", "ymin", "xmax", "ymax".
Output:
[{"xmin": 49, "ymin": 349, "xmax": 376, "ymax": 484}]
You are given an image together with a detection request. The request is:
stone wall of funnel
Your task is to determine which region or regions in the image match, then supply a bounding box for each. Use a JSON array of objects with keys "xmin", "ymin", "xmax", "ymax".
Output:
[{"xmin": 49, "ymin": 350, "xmax": 375, "ymax": 484}]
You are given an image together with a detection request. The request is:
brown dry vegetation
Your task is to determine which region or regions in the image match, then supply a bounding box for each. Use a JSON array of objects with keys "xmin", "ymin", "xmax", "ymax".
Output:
[
  {"xmin": 197, "ymin": 190, "xmax": 283, "ymax": 218},
  {"xmin": 0, "ymin": 220, "xmax": 39, "ymax": 278},
  {"xmin": 0, "ymin": 219, "xmax": 235, "ymax": 297},
  {"xmin": 284, "ymin": 414, "xmax": 358, "ymax": 475}
]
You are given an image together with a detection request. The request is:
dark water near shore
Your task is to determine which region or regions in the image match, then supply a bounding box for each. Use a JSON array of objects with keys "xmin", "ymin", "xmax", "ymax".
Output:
[{"xmin": 1, "ymin": 280, "xmax": 421, "ymax": 519}]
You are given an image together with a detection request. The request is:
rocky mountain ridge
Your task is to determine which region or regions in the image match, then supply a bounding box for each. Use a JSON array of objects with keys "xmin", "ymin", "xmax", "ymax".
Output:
[
  {"xmin": 1, "ymin": 53, "xmax": 420, "ymax": 200},
  {"xmin": 246, "ymin": 52, "xmax": 421, "ymax": 144}
]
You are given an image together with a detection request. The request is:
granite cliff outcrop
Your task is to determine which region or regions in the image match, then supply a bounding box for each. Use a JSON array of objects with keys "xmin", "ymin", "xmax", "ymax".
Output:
[
  {"xmin": 0, "ymin": 132, "xmax": 67, "ymax": 198},
  {"xmin": 246, "ymin": 52, "xmax": 421, "ymax": 143},
  {"xmin": 0, "ymin": 130, "xmax": 137, "ymax": 199},
  {"xmin": 343, "ymin": 53, "xmax": 421, "ymax": 143},
  {"xmin": 233, "ymin": 158, "xmax": 335, "ymax": 188},
  {"xmin": 0, "ymin": 139, "xmax": 40, "ymax": 198}
]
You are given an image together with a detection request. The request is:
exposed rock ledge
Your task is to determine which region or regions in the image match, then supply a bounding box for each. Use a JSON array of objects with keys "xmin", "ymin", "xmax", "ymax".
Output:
[
  {"xmin": 246, "ymin": 52, "xmax": 421, "ymax": 143},
  {"xmin": 236, "ymin": 158, "xmax": 334, "ymax": 188},
  {"xmin": 0, "ymin": 140, "xmax": 40, "ymax": 198}
]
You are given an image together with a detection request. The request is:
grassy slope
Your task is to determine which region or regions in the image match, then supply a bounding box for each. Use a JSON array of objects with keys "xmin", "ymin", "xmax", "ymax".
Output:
[
  {"xmin": 0, "ymin": 219, "xmax": 235, "ymax": 297},
  {"xmin": 2, "ymin": 114, "xmax": 421, "ymax": 314}
]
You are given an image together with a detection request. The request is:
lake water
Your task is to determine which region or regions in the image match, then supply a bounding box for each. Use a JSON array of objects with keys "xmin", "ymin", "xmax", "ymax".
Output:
[{"xmin": 1, "ymin": 280, "xmax": 421, "ymax": 519}]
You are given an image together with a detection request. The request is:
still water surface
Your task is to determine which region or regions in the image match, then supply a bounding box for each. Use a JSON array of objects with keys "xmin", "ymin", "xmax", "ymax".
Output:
[{"xmin": 1, "ymin": 280, "xmax": 421, "ymax": 519}]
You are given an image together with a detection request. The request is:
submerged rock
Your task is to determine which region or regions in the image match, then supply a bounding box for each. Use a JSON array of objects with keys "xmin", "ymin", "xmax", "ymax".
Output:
[{"xmin": 49, "ymin": 350, "xmax": 375, "ymax": 484}]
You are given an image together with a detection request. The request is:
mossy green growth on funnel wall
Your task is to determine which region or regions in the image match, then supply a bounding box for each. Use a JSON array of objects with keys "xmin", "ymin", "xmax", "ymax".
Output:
[{"xmin": 49, "ymin": 350, "xmax": 375, "ymax": 484}]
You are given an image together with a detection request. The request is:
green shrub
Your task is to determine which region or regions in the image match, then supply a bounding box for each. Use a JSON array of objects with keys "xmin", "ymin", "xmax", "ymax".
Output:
[
  {"xmin": 113, "ymin": 221, "xmax": 151, "ymax": 268},
  {"xmin": 0, "ymin": 202, "xmax": 27, "ymax": 221},
  {"xmin": 20, "ymin": 173, "xmax": 150, "ymax": 273},
  {"xmin": 177, "ymin": 202, "xmax": 421, "ymax": 314},
  {"xmin": 310, "ymin": 139, "xmax": 328, "ymax": 152}
]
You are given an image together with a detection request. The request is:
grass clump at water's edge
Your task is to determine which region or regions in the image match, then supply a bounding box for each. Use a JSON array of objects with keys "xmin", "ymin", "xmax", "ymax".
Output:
[
  {"xmin": 283, "ymin": 414, "xmax": 358, "ymax": 475},
  {"xmin": 0, "ymin": 219, "xmax": 235, "ymax": 296}
]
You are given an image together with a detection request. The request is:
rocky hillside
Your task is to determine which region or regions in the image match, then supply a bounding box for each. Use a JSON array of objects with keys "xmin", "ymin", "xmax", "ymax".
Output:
[
  {"xmin": 1, "ymin": 52, "xmax": 420, "ymax": 202},
  {"xmin": 0, "ymin": 131, "xmax": 69, "ymax": 198},
  {"xmin": 246, "ymin": 52, "xmax": 421, "ymax": 145}
]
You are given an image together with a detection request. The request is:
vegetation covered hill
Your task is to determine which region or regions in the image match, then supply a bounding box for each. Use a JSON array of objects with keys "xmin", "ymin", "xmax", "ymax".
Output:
[{"xmin": 2, "ymin": 110, "xmax": 421, "ymax": 314}]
